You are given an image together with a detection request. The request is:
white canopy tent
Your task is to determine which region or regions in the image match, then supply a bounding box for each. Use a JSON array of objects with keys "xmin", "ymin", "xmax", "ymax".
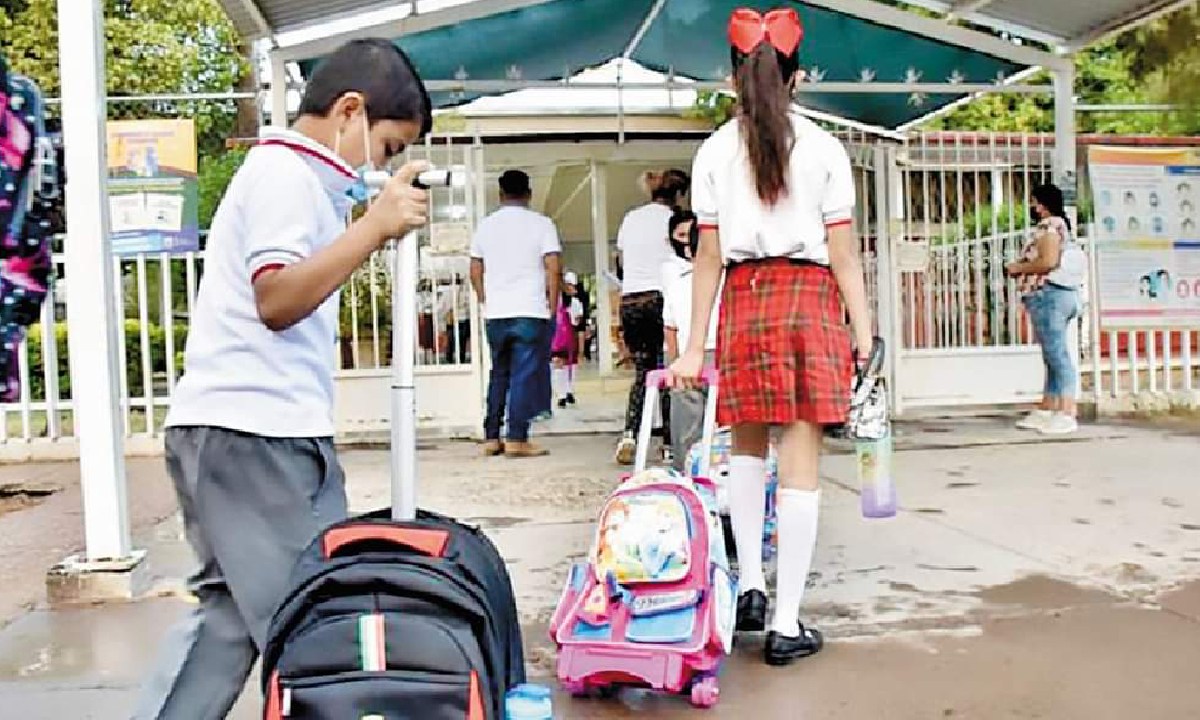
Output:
[{"xmin": 55, "ymin": 0, "xmax": 1189, "ymax": 571}]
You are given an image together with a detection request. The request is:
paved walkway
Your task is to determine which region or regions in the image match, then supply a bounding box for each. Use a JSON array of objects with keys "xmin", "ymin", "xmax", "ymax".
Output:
[{"xmin": 0, "ymin": 415, "xmax": 1198, "ymax": 718}]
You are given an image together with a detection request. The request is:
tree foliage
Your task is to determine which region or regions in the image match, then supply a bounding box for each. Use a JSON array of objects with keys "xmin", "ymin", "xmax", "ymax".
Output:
[{"xmin": 0, "ymin": 0, "xmax": 250, "ymax": 153}]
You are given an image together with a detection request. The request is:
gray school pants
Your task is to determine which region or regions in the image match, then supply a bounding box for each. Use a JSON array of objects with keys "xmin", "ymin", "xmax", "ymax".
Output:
[
  {"xmin": 133, "ymin": 426, "xmax": 348, "ymax": 720},
  {"xmin": 669, "ymin": 350, "xmax": 717, "ymax": 473}
]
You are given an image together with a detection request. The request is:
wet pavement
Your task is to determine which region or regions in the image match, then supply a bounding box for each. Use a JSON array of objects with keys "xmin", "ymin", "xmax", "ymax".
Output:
[{"xmin": 0, "ymin": 416, "xmax": 1199, "ymax": 717}]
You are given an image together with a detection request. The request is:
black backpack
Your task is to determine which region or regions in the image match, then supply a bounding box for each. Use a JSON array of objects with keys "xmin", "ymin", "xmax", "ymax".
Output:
[{"xmin": 262, "ymin": 509, "xmax": 525, "ymax": 720}]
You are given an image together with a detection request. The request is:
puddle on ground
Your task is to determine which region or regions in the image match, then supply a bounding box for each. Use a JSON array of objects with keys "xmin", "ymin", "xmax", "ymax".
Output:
[{"xmin": 0, "ymin": 482, "xmax": 58, "ymax": 519}]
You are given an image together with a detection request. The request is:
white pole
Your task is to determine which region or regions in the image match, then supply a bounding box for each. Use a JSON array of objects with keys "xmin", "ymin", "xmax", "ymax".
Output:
[
  {"xmin": 392, "ymin": 233, "xmax": 420, "ymax": 520},
  {"xmin": 57, "ymin": 0, "xmax": 131, "ymax": 561},
  {"xmin": 270, "ymin": 51, "xmax": 289, "ymax": 129},
  {"xmin": 1053, "ymin": 62, "xmax": 1083, "ymax": 401},
  {"xmin": 590, "ymin": 161, "xmax": 614, "ymax": 375}
]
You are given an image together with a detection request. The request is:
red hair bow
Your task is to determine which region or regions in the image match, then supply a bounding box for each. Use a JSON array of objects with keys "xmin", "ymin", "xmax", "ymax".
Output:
[{"xmin": 728, "ymin": 8, "xmax": 804, "ymax": 56}]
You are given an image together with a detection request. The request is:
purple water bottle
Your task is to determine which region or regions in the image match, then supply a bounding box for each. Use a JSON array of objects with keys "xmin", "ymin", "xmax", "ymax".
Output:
[
  {"xmin": 858, "ymin": 433, "xmax": 896, "ymax": 518},
  {"xmin": 849, "ymin": 338, "xmax": 896, "ymax": 519}
]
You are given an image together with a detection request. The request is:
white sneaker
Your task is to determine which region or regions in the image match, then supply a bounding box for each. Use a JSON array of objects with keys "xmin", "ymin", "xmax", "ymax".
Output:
[
  {"xmin": 1016, "ymin": 409, "xmax": 1053, "ymax": 430},
  {"xmin": 1039, "ymin": 413, "xmax": 1079, "ymax": 435}
]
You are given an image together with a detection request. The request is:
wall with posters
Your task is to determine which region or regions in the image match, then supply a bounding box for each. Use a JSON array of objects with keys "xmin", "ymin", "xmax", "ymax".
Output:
[
  {"xmin": 105, "ymin": 119, "xmax": 200, "ymax": 256},
  {"xmin": 1088, "ymin": 146, "xmax": 1200, "ymax": 329}
]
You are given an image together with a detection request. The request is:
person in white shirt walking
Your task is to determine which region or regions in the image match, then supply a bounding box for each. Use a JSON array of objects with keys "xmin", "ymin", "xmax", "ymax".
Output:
[
  {"xmin": 135, "ymin": 39, "xmax": 433, "ymax": 719},
  {"xmin": 614, "ymin": 169, "xmax": 690, "ymax": 465},
  {"xmin": 470, "ymin": 170, "xmax": 562, "ymax": 458},
  {"xmin": 671, "ymin": 7, "xmax": 874, "ymax": 667}
]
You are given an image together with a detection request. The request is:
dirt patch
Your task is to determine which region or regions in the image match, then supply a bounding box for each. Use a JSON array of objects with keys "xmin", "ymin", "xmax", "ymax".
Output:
[
  {"xmin": 976, "ymin": 575, "xmax": 1118, "ymax": 610},
  {"xmin": 0, "ymin": 483, "xmax": 57, "ymax": 519}
]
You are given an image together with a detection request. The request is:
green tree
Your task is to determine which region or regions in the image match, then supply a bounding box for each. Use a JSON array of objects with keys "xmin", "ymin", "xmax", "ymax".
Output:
[{"xmin": 0, "ymin": 0, "xmax": 250, "ymax": 154}]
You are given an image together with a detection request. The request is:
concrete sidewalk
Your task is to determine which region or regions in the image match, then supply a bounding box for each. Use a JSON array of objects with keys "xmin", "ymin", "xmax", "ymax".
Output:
[{"xmin": 0, "ymin": 416, "xmax": 1198, "ymax": 718}]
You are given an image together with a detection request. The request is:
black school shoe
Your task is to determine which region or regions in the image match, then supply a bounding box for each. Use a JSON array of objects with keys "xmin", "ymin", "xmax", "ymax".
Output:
[
  {"xmin": 735, "ymin": 590, "xmax": 767, "ymax": 632},
  {"xmin": 765, "ymin": 625, "xmax": 824, "ymax": 666}
]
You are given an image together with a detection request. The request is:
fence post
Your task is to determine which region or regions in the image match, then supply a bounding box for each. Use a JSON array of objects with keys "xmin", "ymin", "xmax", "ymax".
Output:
[
  {"xmin": 874, "ymin": 145, "xmax": 902, "ymax": 416},
  {"xmin": 50, "ymin": 0, "xmax": 143, "ymax": 599}
]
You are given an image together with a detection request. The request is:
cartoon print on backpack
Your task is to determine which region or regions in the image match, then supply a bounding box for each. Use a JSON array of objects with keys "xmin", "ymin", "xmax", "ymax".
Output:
[{"xmin": 0, "ymin": 54, "xmax": 55, "ymax": 402}]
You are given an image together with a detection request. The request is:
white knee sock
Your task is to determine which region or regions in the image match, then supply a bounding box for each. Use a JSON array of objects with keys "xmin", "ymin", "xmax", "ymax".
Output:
[
  {"xmin": 566, "ymin": 365, "xmax": 576, "ymax": 394},
  {"xmin": 552, "ymin": 366, "xmax": 568, "ymax": 400},
  {"xmin": 772, "ymin": 488, "xmax": 821, "ymax": 637},
  {"xmin": 728, "ymin": 455, "xmax": 767, "ymax": 595}
]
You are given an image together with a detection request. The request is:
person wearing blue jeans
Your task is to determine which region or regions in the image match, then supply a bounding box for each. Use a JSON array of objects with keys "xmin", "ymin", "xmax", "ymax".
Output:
[
  {"xmin": 484, "ymin": 317, "xmax": 549, "ymax": 445},
  {"xmin": 1008, "ymin": 183, "xmax": 1086, "ymax": 436},
  {"xmin": 470, "ymin": 169, "xmax": 562, "ymax": 457}
]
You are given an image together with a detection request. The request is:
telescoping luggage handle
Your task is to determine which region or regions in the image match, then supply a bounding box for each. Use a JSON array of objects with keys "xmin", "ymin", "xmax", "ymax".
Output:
[
  {"xmin": 634, "ymin": 368, "xmax": 720, "ymax": 475},
  {"xmin": 366, "ymin": 168, "xmax": 456, "ymax": 522}
]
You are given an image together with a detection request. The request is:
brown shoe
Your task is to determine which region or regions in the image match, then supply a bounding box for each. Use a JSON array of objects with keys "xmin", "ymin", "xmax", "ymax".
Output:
[
  {"xmin": 504, "ymin": 441, "xmax": 549, "ymax": 458},
  {"xmin": 481, "ymin": 440, "xmax": 505, "ymax": 457}
]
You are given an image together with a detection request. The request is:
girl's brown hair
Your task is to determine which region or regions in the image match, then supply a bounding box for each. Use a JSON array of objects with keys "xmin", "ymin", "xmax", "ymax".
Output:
[
  {"xmin": 640, "ymin": 168, "xmax": 691, "ymax": 210},
  {"xmin": 732, "ymin": 43, "xmax": 800, "ymax": 206}
]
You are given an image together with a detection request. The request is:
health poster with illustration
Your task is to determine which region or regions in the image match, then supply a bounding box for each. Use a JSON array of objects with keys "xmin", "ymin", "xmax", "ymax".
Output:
[
  {"xmin": 1088, "ymin": 146, "xmax": 1200, "ymax": 328},
  {"xmin": 105, "ymin": 119, "xmax": 200, "ymax": 255}
]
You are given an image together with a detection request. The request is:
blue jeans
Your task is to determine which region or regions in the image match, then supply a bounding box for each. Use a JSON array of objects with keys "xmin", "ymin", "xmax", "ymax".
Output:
[
  {"xmin": 1024, "ymin": 286, "xmax": 1080, "ymax": 398},
  {"xmin": 485, "ymin": 317, "xmax": 549, "ymax": 442}
]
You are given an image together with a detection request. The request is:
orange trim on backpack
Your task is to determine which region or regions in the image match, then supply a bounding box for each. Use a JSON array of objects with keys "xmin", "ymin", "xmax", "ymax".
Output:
[
  {"xmin": 264, "ymin": 671, "xmax": 283, "ymax": 720},
  {"xmin": 322, "ymin": 524, "xmax": 450, "ymax": 559},
  {"xmin": 467, "ymin": 670, "xmax": 486, "ymax": 720}
]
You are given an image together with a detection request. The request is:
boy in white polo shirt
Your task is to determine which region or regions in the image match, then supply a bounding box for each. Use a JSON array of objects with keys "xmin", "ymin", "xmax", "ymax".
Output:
[{"xmin": 135, "ymin": 39, "xmax": 433, "ymax": 719}]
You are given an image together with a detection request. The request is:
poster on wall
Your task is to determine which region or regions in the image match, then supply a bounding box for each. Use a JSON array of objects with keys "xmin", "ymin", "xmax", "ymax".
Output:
[
  {"xmin": 105, "ymin": 119, "xmax": 200, "ymax": 255},
  {"xmin": 1087, "ymin": 146, "xmax": 1200, "ymax": 328}
]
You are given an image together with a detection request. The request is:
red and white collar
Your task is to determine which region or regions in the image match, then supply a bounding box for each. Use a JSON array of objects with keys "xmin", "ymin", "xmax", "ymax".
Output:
[{"xmin": 256, "ymin": 127, "xmax": 357, "ymax": 215}]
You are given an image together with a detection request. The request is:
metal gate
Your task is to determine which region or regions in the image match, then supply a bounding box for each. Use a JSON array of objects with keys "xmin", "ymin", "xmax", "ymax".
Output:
[
  {"xmin": 334, "ymin": 136, "xmax": 487, "ymax": 438},
  {"xmin": 876, "ymin": 132, "xmax": 1059, "ymax": 414}
]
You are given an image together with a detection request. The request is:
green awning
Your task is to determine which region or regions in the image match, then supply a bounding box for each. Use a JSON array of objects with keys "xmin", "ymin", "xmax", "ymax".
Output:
[{"xmin": 298, "ymin": 0, "xmax": 1026, "ymax": 129}]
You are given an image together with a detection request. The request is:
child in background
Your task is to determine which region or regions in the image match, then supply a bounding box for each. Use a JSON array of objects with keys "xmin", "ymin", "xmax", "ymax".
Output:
[
  {"xmin": 662, "ymin": 211, "xmax": 719, "ymax": 471},
  {"xmin": 551, "ymin": 271, "xmax": 585, "ymax": 408}
]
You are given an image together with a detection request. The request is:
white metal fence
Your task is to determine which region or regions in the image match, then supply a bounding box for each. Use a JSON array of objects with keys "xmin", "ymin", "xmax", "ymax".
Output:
[{"xmin": 5, "ymin": 113, "xmax": 1197, "ymax": 453}]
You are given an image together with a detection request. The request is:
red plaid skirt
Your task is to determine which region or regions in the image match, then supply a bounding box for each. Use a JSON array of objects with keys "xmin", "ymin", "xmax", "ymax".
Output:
[{"xmin": 716, "ymin": 259, "xmax": 853, "ymax": 426}]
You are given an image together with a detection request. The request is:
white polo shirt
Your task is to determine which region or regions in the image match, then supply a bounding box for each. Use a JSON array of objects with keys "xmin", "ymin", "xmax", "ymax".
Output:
[
  {"xmin": 692, "ymin": 109, "xmax": 855, "ymax": 265},
  {"xmin": 661, "ymin": 256, "xmax": 719, "ymax": 352},
  {"xmin": 617, "ymin": 203, "xmax": 674, "ymax": 295},
  {"xmin": 165, "ymin": 128, "xmax": 355, "ymax": 438},
  {"xmin": 470, "ymin": 205, "xmax": 562, "ymax": 320}
]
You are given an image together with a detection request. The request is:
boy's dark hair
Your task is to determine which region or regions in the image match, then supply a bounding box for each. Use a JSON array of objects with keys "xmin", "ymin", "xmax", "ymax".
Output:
[
  {"xmin": 499, "ymin": 170, "xmax": 532, "ymax": 198},
  {"xmin": 299, "ymin": 38, "xmax": 432, "ymax": 136}
]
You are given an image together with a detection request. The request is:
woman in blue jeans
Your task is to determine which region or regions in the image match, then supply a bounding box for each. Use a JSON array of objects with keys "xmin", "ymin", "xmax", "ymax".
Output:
[{"xmin": 1007, "ymin": 183, "xmax": 1086, "ymax": 435}]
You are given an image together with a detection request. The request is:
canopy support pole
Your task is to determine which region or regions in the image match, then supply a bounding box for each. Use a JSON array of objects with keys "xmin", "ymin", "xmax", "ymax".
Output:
[
  {"xmin": 270, "ymin": 51, "xmax": 288, "ymax": 128},
  {"xmin": 47, "ymin": 0, "xmax": 147, "ymax": 604},
  {"xmin": 590, "ymin": 161, "xmax": 614, "ymax": 376}
]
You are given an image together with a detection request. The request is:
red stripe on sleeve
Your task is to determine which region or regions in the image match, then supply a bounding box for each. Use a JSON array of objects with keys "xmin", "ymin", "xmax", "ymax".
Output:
[
  {"xmin": 698, "ymin": 223, "xmax": 719, "ymax": 231},
  {"xmin": 825, "ymin": 219, "xmax": 853, "ymax": 229},
  {"xmin": 251, "ymin": 263, "xmax": 286, "ymax": 283}
]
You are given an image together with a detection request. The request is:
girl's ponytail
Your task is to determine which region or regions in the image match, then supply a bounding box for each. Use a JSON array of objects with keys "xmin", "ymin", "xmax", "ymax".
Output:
[{"xmin": 728, "ymin": 7, "xmax": 803, "ymax": 206}]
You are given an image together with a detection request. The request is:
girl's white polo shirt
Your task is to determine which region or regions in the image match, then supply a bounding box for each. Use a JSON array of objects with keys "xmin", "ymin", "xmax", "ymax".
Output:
[{"xmin": 691, "ymin": 108, "xmax": 856, "ymax": 266}]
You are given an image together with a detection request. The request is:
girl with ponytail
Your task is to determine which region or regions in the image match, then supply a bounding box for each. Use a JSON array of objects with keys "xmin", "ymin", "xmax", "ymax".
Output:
[{"xmin": 670, "ymin": 7, "xmax": 874, "ymax": 667}]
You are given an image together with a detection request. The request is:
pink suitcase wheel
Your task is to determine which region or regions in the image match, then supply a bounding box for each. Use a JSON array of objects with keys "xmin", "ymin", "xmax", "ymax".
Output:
[
  {"xmin": 563, "ymin": 679, "xmax": 589, "ymax": 698},
  {"xmin": 690, "ymin": 676, "xmax": 720, "ymax": 708}
]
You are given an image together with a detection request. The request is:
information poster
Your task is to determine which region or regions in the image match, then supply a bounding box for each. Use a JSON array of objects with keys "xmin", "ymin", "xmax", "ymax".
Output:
[
  {"xmin": 106, "ymin": 119, "xmax": 200, "ymax": 255},
  {"xmin": 1088, "ymin": 146, "xmax": 1200, "ymax": 328}
]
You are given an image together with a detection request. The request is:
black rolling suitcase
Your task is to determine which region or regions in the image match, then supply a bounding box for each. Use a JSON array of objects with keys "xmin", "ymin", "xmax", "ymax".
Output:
[{"xmin": 262, "ymin": 172, "xmax": 524, "ymax": 720}]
